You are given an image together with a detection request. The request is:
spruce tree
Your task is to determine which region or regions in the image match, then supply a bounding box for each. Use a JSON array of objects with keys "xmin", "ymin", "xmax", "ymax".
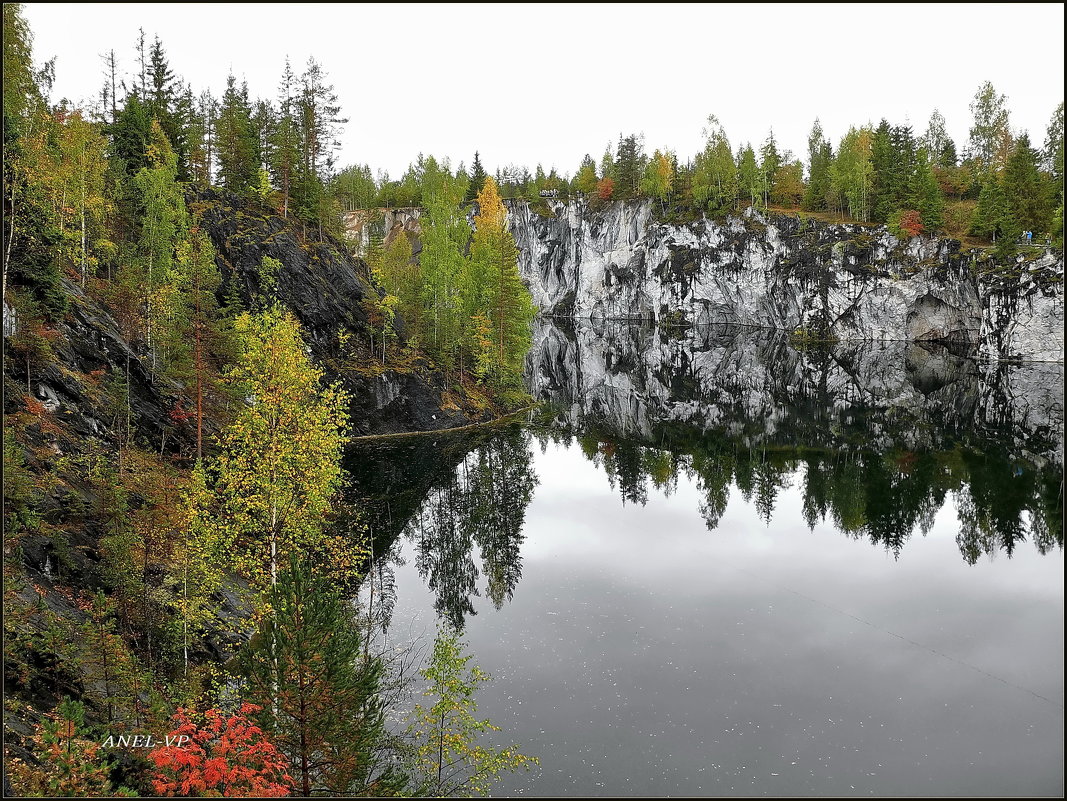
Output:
[
  {"xmin": 215, "ymin": 75, "xmax": 259, "ymax": 193},
  {"xmin": 465, "ymin": 150, "xmax": 487, "ymax": 202},
  {"xmin": 908, "ymin": 147, "xmax": 944, "ymax": 231},
  {"xmin": 1003, "ymin": 133, "xmax": 1053, "ymax": 236}
]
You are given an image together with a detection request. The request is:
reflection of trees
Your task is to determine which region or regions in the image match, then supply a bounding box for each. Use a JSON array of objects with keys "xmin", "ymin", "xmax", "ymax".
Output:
[
  {"xmin": 407, "ymin": 428, "xmax": 538, "ymax": 629},
  {"xmin": 466, "ymin": 430, "xmax": 539, "ymax": 609},
  {"xmin": 542, "ymin": 417, "xmax": 1059, "ymax": 565}
]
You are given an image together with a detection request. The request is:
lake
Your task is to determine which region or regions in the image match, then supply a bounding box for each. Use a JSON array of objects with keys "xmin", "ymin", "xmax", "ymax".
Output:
[{"xmin": 348, "ymin": 319, "xmax": 1064, "ymax": 797}]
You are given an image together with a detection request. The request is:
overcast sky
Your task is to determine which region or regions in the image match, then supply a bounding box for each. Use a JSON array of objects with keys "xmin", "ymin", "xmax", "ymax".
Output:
[{"xmin": 23, "ymin": 3, "xmax": 1065, "ymax": 179}]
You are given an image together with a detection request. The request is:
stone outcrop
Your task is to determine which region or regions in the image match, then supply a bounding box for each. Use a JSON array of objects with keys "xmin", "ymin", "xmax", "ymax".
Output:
[{"xmin": 508, "ymin": 199, "xmax": 1064, "ymax": 363}]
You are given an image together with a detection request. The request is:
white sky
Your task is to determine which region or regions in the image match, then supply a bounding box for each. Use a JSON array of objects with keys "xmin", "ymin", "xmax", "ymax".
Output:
[{"xmin": 23, "ymin": 3, "xmax": 1066, "ymax": 179}]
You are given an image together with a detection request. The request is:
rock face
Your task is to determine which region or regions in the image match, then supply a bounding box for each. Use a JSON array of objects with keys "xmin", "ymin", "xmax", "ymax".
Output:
[
  {"xmin": 342, "ymin": 207, "xmax": 422, "ymax": 257},
  {"xmin": 193, "ymin": 189, "xmax": 476, "ymax": 434},
  {"xmin": 508, "ymin": 199, "xmax": 1065, "ymax": 363},
  {"xmin": 526, "ymin": 318, "xmax": 1064, "ymax": 467}
]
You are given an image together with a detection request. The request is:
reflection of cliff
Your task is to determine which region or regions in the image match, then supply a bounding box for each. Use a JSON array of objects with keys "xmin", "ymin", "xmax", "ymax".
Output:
[
  {"xmin": 527, "ymin": 318, "xmax": 1063, "ymax": 465},
  {"xmin": 528, "ymin": 318, "xmax": 1063, "ymax": 563}
]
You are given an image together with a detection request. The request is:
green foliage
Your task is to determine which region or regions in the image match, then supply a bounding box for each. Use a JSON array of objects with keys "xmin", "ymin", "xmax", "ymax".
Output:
[
  {"xmin": 970, "ymin": 176, "xmax": 1011, "ymax": 244},
  {"xmin": 802, "ymin": 120, "xmax": 833, "ymax": 211},
  {"xmin": 216, "ymin": 74, "xmax": 260, "ymax": 193},
  {"xmin": 4, "ymin": 109, "xmax": 69, "ymax": 320},
  {"xmin": 3, "ymin": 3, "xmax": 42, "ymax": 120},
  {"xmin": 738, "ymin": 143, "xmax": 760, "ymax": 208},
  {"xmin": 1003, "ymin": 133, "xmax": 1054, "ymax": 237},
  {"xmin": 908, "ymin": 147, "xmax": 944, "ymax": 231},
  {"xmin": 7, "ymin": 697, "xmax": 129, "ymax": 797},
  {"xmin": 640, "ymin": 149, "xmax": 674, "ymax": 204},
  {"xmin": 968, "ymin": 80, "xmax": 1012, "ymax": 177},
  {"xmin": 574, "ymin": 154, "xmax": 598, "ymax": 196},
  {"xmin": 465, "ymin": 151, "xmax": 487, "ymax": 203},
  {"xmin": 369, "ymin": 232, "xmax": 420, "ymax": 346},
  {"xmin": 692, "ymin": 115, "xmax": 737, "ymax": 212},
  {"xmin": 407, "ymin": 626, "xmax": 538, "ymax": 797},
  {"xmin": 419, "ymin": 159, "xmax": 470, "ymax": 367},
  {"xmin": 331, "ymin": 163, "xmax": 378, "ymax": 210},
  {"xmin": 613, "ymin": 133, "xmax": 647, "ymax": 200},
  {"xmin": 237, "ymin": 556, "xmax": 407, "ymax": 796},
  {"xmin": 831, "ymin": 126, "xmax": 874, "ymax": 222},
  {"xmin": 193, "ymin": 306, "xmax": 358, "ymax": 601}
]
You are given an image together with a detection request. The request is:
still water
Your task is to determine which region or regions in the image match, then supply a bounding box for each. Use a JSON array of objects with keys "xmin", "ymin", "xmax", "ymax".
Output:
[{"xmin": 349, "ymin": 320, "xmax": 1064, "ymax": 797}]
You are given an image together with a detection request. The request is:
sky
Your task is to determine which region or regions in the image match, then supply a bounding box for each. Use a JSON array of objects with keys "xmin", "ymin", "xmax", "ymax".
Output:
[{"xmin": 23, "ymin": 3, "xmax": 1066, "ymax": 179}]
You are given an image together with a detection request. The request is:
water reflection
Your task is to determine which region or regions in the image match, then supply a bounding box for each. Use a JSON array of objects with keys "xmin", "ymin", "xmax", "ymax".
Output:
[
  {"xmin": 347, "ymin": 319, "xmax": 1063, "ymax": 627},
  {"xmin": 350, "ymin": 428, "xmax": 538, "ymax": 630},
  {"xmin": 528, "ymin": 318, "xmax": 1063, "ymax": 567}
]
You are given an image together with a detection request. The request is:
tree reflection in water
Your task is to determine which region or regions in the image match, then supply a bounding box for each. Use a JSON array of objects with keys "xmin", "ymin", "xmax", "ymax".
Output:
[{"xmin": 348, "ymin": 320, "xmax": 1062, "ymax": 628}]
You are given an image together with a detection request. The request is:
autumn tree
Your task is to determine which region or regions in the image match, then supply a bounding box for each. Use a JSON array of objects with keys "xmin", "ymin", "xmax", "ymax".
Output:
[
  {"xmin": 189, "ymin": 306, "xmax": 358, "ymax": 605},
  {"xmin": 467, "ymin": 176, "xmax": 536, "ymax": 388},
  {"xmin": 7, "ymin": 698, "xmax": 126, "ymax": 797},
  {"xmin": 574, "ymin": 154, "xmax": 597, "ymax": 196},
  {"xmin": 148, "ymin": 704, "xmax": 294, "ymax": 797},
  {"xmin": 771, "ymin": 160, "xmax": 804, "ymax": 208},
  {"xmin": 640, "ymin": 149, "xmax": 674, "ymax": 208}
]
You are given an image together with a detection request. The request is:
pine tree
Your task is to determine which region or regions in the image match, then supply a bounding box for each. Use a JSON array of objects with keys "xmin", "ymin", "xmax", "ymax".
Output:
[
  {"xmin": 237, "ymin": 556, "xmax": 407, "ymax": 796},
  {"xmin": 970, "ymin": 176, "xmax": 1010, "ymax": 243},
  {"xmin": 613, "ymin": 133, "xmax": 646, "ymax": 200},
  {"xmin": 146, "ymin": 36, "xmax": 188, "ymax": 178},
  {"xmin": 270, "ymin": 59, "xmax": 300, "ymax": 217},
  {"xmin": 758, "ymin": 129, "xmax": 781, "ymax": 207},
  {"xmin": 802, "ymin": 120, "xmax": 832, "ymax": 211}
]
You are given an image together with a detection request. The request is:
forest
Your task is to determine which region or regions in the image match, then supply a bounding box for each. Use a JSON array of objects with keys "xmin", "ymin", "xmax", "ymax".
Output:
[{"xmin": 4, "ymin": 4, "xmax": 535, "ymax": 796}]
